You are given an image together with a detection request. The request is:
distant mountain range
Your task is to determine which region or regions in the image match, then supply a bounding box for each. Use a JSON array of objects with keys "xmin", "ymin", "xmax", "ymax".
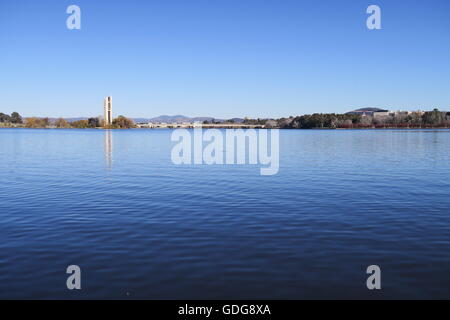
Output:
[
  {"xmin": 134, "ymin": 115, "xmax": 246, "ymax": 124},
  {"xmin": 43, "ymin": 115, "xmax": 245, "ymax": 124},
  {"xmin": 136, "ymin": 115, "xmax": 216, "ymax": 124}
]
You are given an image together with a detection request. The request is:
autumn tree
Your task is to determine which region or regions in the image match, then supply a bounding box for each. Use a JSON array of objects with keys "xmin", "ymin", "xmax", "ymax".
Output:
[
  {"xmin": 70, "ymin": 120, "xmax": 89, "ymax": 128},
  {"xmin": 54, "ymin": 118, "xmax": 69, "ymax": 128},
  {"xmin": 112, "ymin": 115, "xmax": 135, "ymax": 129},
  {"xmin": 25, "ymin": 117, "xmax": 49, "ymax": 128}
]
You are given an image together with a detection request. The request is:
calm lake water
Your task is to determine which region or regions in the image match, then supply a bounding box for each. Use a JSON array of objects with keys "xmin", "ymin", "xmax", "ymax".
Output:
[{"xmin": 1, "ymin": 128, "xmax": 450, "ymax": 299}]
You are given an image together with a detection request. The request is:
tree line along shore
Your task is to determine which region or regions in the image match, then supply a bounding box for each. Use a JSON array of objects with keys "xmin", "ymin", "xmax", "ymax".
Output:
[
  {"xmin": 222, "ymin": 108, "xmax": 450, "ymax": 129},
  {"xmin": 1, "ymin": 109, "xmax": 450, "ymax": 129},
  {"xmin": 0, "ymin": 113, "xmax": 135, "ymax": 129}
]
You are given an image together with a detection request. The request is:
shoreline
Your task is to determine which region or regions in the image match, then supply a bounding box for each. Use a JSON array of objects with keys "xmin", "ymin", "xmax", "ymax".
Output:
[{"xmin": 2, "ymin": 126, "xmax": 450, "ymax": 130}]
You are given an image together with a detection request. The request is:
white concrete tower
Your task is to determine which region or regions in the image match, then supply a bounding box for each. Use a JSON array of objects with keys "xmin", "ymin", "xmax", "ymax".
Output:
[{"xmin": 103, "ymin": 96, "xmax": 113, "ymax": 126}]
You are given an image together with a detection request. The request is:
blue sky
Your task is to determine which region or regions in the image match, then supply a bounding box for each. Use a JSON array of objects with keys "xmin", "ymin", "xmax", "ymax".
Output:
[{"xmin": 1, "ymin": 0, "xmax": 449, "ymax": 118}]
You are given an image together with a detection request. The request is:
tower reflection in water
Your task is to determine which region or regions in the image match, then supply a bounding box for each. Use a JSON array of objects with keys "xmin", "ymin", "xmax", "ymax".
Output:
[{"xmin": 104, "ymin": 130, "xmax": 113, "ymax": 169}]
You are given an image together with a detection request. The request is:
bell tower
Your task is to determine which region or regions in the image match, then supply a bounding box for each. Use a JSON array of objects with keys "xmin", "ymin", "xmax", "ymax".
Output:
[{"xmin": 103, "ymin": 96, "xmax": 112, "ymax": 126}]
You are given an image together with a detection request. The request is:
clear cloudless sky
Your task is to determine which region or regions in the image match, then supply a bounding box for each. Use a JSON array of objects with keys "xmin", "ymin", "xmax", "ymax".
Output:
[{"xmin": 1, "ymin": 0, "xmax": 450, "ymax": 118}]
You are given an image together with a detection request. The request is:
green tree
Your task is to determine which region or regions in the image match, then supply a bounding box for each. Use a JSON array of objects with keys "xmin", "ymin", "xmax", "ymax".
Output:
[
  {"xmin": 423, "ymin": 108, "xmax": 445, "ymax": 126},
  {"xmin": 10, "ymin": 112, "xmax": 23, "ymax": 124},
  {"xmin": 88, "ymin": 117, "xmax": 100, "ymax": 128},
  {"xmin": 0, "ymin": 113, "xmax": 11, "ymax": 123}
]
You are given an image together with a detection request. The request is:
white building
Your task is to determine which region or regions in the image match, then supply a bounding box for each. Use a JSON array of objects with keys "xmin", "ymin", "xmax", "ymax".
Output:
[
  {"xmin": 373, "ymin": 111, "xmax": 391, "ymax": 117},
  {"xmin": 103, "ymin": 96, "xmax": 113, "ymax": 126}
]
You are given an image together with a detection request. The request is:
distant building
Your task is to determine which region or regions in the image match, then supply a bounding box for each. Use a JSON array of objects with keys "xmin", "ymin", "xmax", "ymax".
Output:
[
  {"xmin": 346, "ymin": 108, "xmax": 389, "ymax": 117},
  {"xmin": 103, "ymin": 96, "xmax": 113, "ymax": 126},
  {"xmin": 373, "ymin": 111, "xmax": 391, "ymax": 117},
  {"xmin": 347, "ymin": 108, "xmax": 429, "ymax": 118}
]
